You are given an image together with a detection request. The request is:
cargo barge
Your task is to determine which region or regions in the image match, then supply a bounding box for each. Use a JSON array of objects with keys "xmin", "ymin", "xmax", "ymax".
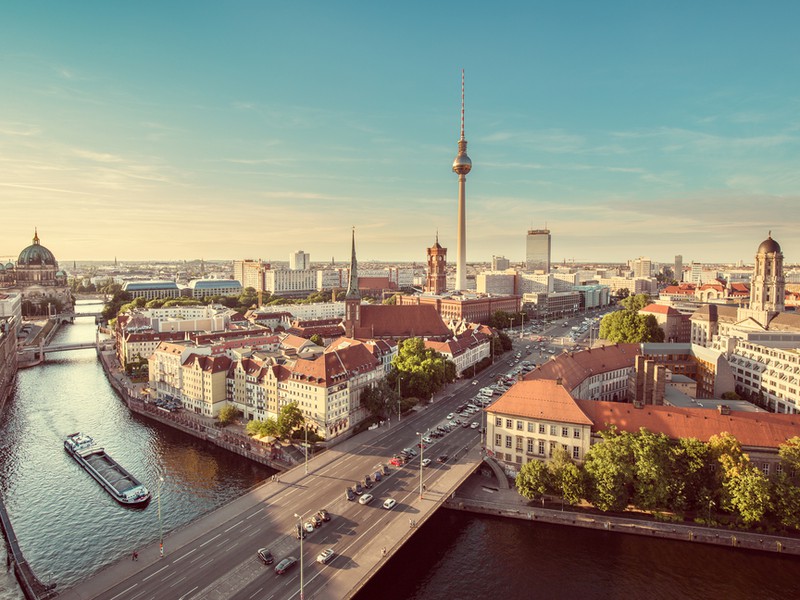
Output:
[{"xmin": 64, "ymin": 432, "xmax": 151, "ymax": 506}]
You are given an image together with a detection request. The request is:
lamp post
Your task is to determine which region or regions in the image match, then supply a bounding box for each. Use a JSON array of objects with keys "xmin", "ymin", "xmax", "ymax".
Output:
[
  {"xmin": 304, "ymin": 423, "xmax": 309, "ymax": 475},
  {"xmin": 416, "ymin": 431, "xmax": 424, "ymax": 499},
  {"xmin": 397, "ymin": 374, "xmax": 402, "ymax": 423},
  {"xmin": 708, "ymin": 499, "xmax": 715, "ymax": 522},
  {"xmin": 294, "ymin": 513, "xmax": 304, "ymax": 600},
  {"xmin": 158, "ymin": 475, "xmax": 165, "ymax": 558}
]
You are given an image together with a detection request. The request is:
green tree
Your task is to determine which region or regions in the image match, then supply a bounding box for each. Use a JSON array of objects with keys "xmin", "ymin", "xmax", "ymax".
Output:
[
  {"xmin": 598, "ymin": 311, "xmax": 664, "ymax": 343},
  {"xmin": 391, "ymin": 338, "xmax": 455, "ymax": 400},
  {"xmin": 725, "ymin": 461, "xmax": 771, "ymax": 526},
  {"xmin": 670, "ymin": 437, "xmax": 715, "ymax": 512},
  {"xmin": 548, "ymin": 446, "xmax": 585, "ymax": 507},
  {"xmin": 360, "ymin": 380, "xmax": 400, "ymax": 420},
  {"xmin": 631, "ymin": 429, "xmax": 674, "ymax": 510},
  {"xmin": 516, "ymin": 459, "xmax": 551, "ymax": 503},
  {"xmin": 217, "ymin": 404, "xmax": 239, "ymax": 426},
  {"xmin": 382, "ymin": 294, "xmax": 399, "ymax": 305},
  {"xmin": 583, "ymin": 427, "xmax": 636, "ymax": 512},
  {"xmin": 617, "ymin": 288, "xmax": 630, "ymax": 300},
  {"xmin": 772, "ymin": 437, "xmax": 800, "ymax": 529},
  {"xmin": 620, "ymin": 293, "xmax": 651, "ymax": 312},
  {"xmin": 277, "ymin": 402, "xmax": 304, "ymax": 438},
  {"xmin": 309, "ymin": 334, "xmax": 324, "ymax": 347},
  {"xmin": 496, "ymin": 331, "xmax": 513, "ymax": 353}
]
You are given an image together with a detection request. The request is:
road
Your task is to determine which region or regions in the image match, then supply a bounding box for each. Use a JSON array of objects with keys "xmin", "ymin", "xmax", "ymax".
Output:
[{"xmin": 63, "ymin": 345, "xmax": 528, "ymax": 600}]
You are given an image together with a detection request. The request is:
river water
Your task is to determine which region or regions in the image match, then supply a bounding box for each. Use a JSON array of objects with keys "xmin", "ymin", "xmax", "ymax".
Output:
[{"xmin": 1, "ymin": 302, "xmax": 799, "ymax": 600}]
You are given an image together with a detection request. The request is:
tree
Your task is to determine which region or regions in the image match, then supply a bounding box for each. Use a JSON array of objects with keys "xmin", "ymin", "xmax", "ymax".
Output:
[
  {"xmin": 772, "ymin": 437, "xmax": 800, "ymax": 529},
  {"xmin": 277, "ymin": 402, "xmax": 304, "ymax": 438},
  {"xmin": 620, "ymin": 293, "xmax": 651, "ymax": 312},
  {"xmin": 360, "ymin": 380, "xmax": 400, "ymax": 420},
  {"xmin": 548, "ymin": 446, "xmax": 585, "ymax": 507},
  {"xmin": 516, "ymin": 459, "xmax": 551, "ymax": 503},
  {"xmin": 725, "ymin": 462, "xmax": 771, "ymax": 526},
  {"xmin": 496, "ymin": 331, "xmax": 513, "ymax": 353},
  {"xmin": 630, "ymin": 429, "xmax": 674, "ymax": 510},
  {"xmin": 391, "ymin": 338, "xmax": 455, "ymax": 400},
  {"xmin": 382, "ymin": 294, "xmax": 399, "ymax": 305},
  {"xmin": 598, "ymin": 310, "xmax": 664, "ymax": 343},
  {"xmin": 670, "ymin": 437, "xmax": 715, "ymax": 512},
  {"xmin": 246, "ymin": 418, "xmax": 280, "ymax": 438},
  {"xmin": 309, "ymin": 334, "xmax": 324, "ymax": 347},
  {"xmin": 617, "ymin": 288, "xmax": 630, "ymax": 300},
  {"xmin": 217, "ymin": 405, "xmax": 239, "ymax": 426},
  {"xmin": 583, "ymin": 427, "xmax": 636, "ymax": 512}
]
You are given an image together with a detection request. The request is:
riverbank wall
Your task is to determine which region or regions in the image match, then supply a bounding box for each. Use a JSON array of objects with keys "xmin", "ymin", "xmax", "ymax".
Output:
[
  {"xmin": 0, "ymin": 495, "xmax": 56, "ymax": 600},
  {"xmin": 445, "ymin": 475, "xmax": 800, "ymax": 556},
  {"xmin": 98, "ymin": 350, "xmax": 292, "ymax": 472}
]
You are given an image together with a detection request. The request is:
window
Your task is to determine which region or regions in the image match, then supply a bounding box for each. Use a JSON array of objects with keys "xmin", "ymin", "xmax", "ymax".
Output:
[
  {"xmin": 550, "ymin": 425, "xmax": 557, "ymax": 436},
  {"xmin": 538, "ymin": 440, "xmax": 545, "ymax": 455},
  {"xmin": 572, "ymin": 446, "xmax": 580, "ymax": 460},
  {"xmin": 516, "ymin": 437, "xmax": 523, "ymax": 452},
  {"xmin": 527, "ymin": 422, "xmax": 534, "ymax": 432},
  {"xmin": 505, "ymin": 435, "xmax": 512, "ymax": 449},
  {"xmin": 495, "ymin": 417, "xmax": 502, "ymax": 427},
  {"xmin": 506, "ymin": 419, "xmax": 513, "ymax": 429},
  {"xmin": 561, "ymin": 427, "xmax": 569, "ymax": 437},
  {"xmin": 573, "ymin": 428, "xmax": 581, "ymax": 439},
  {"xmin": 538, "ymin": 424, "xmax": 545, "ymax": 434},
  {"xmin": 516, "ymin": 454, "xmax": 523, "ymax": 464},
  {"xmin": 517, "ymin": 420, "xmax": 524, "ymax": 431},
  {"xmin": 495, "ymin": 433, "xmax": 502, "ymax": 446},
  {"xmin": 762, "ymin": 463, "xmax": 770, "ymax": 476},
  {"xmin": 527, "ymin": 438, "xmax": 534, "ymax": 453}
]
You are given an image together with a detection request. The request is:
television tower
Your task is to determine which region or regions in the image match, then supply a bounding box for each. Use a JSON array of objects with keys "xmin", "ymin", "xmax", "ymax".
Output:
[{"xmin": 452, "ymin": 69, "xmax": 472, "ymax": 291}]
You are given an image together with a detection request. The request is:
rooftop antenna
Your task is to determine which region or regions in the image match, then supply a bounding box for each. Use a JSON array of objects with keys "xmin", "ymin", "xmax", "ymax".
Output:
[{"xmin": 460, "ymin": 69, "xmax": 466, "ymax": 140}]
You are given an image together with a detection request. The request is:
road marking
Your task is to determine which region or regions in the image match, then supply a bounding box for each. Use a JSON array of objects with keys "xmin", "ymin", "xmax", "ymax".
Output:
[
  {"xmin": 173, "ymin": 548, "xmax": 197, "ymax": 562},
  {"xmin": 142, "ymin": 565, "xmax": 169, "ymax": 581},
  {"xmin": 178, "ymin": 586, "xmax": 198, "ymax": 600},
  {"xmin": 224, "ymin": 519, "xmax": 244, "ymax": 532},
  {"xmin": 246, "ymin": 509, "xmax": 261, "ymax": 519},
  {"xmin": 199, "ymin": 533, "xmax": 221, "ymax": 547},
  {"xmin": 169, "ymin": 576, "xmax": 187, "ymax": 588},
  {"xmin": 248, "ymin": 587, "xmax": 265, "ymax": 599},
  {"xmin": 108, "ymin": 584, "xmax": 138, "ymax": 600}
]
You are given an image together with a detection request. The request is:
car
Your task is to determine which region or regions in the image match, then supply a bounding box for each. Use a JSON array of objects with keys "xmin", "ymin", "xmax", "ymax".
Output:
[
  {"xmin": 406, "ymin": 447, "xmax": 418, "ymax": 457},
  {"xmin": 303, "ymin": 520, "xmax": 315, "ymax": 533},
  {"xmin": 364, "ymin": 475, "xmax": 373, "ymax": 489},
  {"xmin": 462, "ymin": 421, "xmax": 470, "ymax": 428},
  {"xmin": 422, "ymin": 436, "xmax": 432, "ymax": 444},
  {"xmin": 417, "ymin": 442, "xmax": 427, "ymax": 449},
  {"xmin": 317, "ymin": 548, "xmax": 335, "ymax": 564},
  {"xmin": 381, "ymin": 463, "xmax": 391, "ymax": 475},
  {"xmin": 318, "ymin": 509, "xmax": 331, "ymax": 522},
  {"xmin": 257, "ymin": 548, "xmax": 274, "ymax": 564},
  {"xmin": 345, "ymin": 487, "xmax": 356, "ymax": 501},
  {"xmin": 373, "ymin": 471, "xmax": 382, "ymax": 482},
  {"xmin": 275, "ymin": 556, "xmax": 298, "ymax": 575},
  {"xmin": 358, "ymin": 493, "xmax": 374, "ymax": 505},
  {"xmin": 446, "ymin": 413, "xmax": 454, "ymax": 420},
  {"xmin": 294, "ymin": 523, "xmax": 305, "ymax": 539},
  {"xmin": 437, "ymin": 454, "xmax": 448, "ymax": 463},
  {"xmin": 471, "ymin": 380, "xmax": 479, "ymax": 385},
  {"xmin": 421, "ymin": 458, "xmax": 431, "ymax": 467},
  {"xmin": 383, "ymin": 498, "xmax": 397, "ymax": 510},
  {"xmin": 310, "ymin": 514, "xmax": 322, "ymax": 527},
  {"xmin": 390, "ymin": 456, "xmax": 404, "ymax": 466},
  {"xmin": 471, "ymin": 422, "xmax": 479, "ymax": 429},
  {"xmin": 354, "ymin": 482, "xmax": 364, "ymax": 495}
]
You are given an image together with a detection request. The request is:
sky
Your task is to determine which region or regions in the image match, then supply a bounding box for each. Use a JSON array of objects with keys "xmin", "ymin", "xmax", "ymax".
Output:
[{"xmin": 3, "ymin": 1, "xmax": 800, "ymax": 266}]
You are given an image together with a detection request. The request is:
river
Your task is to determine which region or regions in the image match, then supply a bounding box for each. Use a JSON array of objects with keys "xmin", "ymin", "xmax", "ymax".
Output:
[{"xmin": 1, "ymin": 302, "xmax": 799, "ymax": 599}]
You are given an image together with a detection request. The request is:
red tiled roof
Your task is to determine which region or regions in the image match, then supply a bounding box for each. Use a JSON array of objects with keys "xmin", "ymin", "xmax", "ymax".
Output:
[
  {"xmin": 354, "ymin": 304, "xmax": 450, "ymax": 340},
  {"xmin": 488, "ymin": 380, "xmax": 593, "ymax": 425},
  {"xmin": 524, "ymin": 343, "xmax": 641, "ymax": 392},
  {"xmin": 182, "ymin": 353, "xmax": 232, "ymax": 373},
  {"xmin": 292, "ymin": 339, "xmax": 380, "ymax": 386},
  {"xmin": 576, "ymin": 399, "xmax": 800, "ymax": 450},
  {"xmin": 640, "ymin": 304, "xmax": 680, "ymax": 316}
]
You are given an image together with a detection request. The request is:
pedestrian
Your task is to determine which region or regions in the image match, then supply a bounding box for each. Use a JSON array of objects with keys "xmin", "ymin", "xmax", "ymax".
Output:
[
  {"xmin": 132, "ymin": 550, "xmax": 138, "ymax": 561},
  {"xmin": 409, "ymin": 519, "xmax": 413, "ymax": 528}
]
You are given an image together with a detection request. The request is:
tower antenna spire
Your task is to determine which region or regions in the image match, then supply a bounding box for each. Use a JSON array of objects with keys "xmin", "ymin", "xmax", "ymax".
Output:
[{"xmin": 460, "ymin": 69, "xmax": 466, "ymax": 140}]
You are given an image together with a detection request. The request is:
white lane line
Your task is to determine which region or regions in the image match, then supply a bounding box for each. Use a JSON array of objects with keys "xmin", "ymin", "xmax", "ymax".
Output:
[
  {"xmin": 108, "ymin": 584, "xmax": 138, "ymax": 600},
  {"xmin": 169, "ymin": 576, "xmax": 187, "ymax": 588},
  {"xmin": 173, "ymin": 548, "xmax": 197, "ymax": 563},
  {"xmin": 224, "ymin": 519, "xmax": 244, "ymax": 532},
  {"xmin": 199, "ymin": 533, "xmax": 221, "ymax": 548},
  {"xmin": 247, "ymin": 587, "xmax": 264, "ymax": 599},
  {"xmin": 246, "ymin": 509, "xmax": 261, "ymax": 520},
  {"xmin": 178, "ymin": 586, "xmax": 198, "ymax": 600},
  {"xmin": 142, "ymin": 565, "xmax": 169, "ymax": 581},
  {"xmin": 195, "ymin": 558, "xmax": 214, "ymax": 571}
]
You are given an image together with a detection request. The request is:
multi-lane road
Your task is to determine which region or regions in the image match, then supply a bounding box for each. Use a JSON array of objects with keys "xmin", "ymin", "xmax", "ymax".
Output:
[{"xmin": 62, "ymin": 341, "xmax": 530, "ymax": 600}]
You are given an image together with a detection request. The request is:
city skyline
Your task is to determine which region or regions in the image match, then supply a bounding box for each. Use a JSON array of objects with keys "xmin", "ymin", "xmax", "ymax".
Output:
[{"xmin": 3, "ymin": 3, "xmax": 800, "ymax": 264}]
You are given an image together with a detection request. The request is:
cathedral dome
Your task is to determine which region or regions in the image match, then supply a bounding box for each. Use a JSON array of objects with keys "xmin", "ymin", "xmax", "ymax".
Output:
[
  {"xmin": 17, "ymin": 230, "xmax": 57, "ymax": 266},
  {"xmin": 757, "ymin": 234, "xmax": 781, "ymax": 255}
]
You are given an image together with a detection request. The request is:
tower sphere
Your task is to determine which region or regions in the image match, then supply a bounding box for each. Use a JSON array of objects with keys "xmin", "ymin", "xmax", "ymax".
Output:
[{"xmin": 452, "ymin": 153, "xmax": 472, "ymax": 175}]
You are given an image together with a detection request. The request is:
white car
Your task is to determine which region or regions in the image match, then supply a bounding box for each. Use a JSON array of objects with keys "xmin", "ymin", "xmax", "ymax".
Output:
[
  {"xmin": 383, "ymin": 498, "xmax": 397, "ymax": 510},
  {"xmin": 317, "ymin": 548, "xmax": 335, "ymax": 564},
  {"xmin": 421, "ymin": 458, "xmax": 431, "ymax": 467},
  {"xmin": 358, "ymin": 493, "xmax": 374, "ymax": 505},
  {"xmin": 470, "ymin": 422, "xmax": 479, "ymax": 429},
  {"xmin": 471, "ymin": 380, "xmax": 478, "ymax": 385},
  {"xmin": 446, "ymin": 413, "xmax": 454, "ymax": 420}
]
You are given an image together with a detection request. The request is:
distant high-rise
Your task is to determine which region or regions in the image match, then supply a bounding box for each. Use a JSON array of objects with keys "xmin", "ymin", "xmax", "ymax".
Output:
[
  {"xmin": 289, "ymin": 250, "xmax": 310, "ymax": 270},
  {"xmin": 452, "ymin": 70, "xmax": 472, "ymax": 291},
  {"xmin": 674, "ymin": 255, "xmax": 683, "ymax": 282},
  {"xmin": 526, "ymin": 229, "xmax": 551, "ymax": 273},
  {"xmin": 492, "ymin": 255, "xmax": 510, "ymax": 271},
  {"xmin": 425, "ymin": 233, "xmax": 447, "ymax": 294},
  {"xmin": 630, "ymin": 256, "xmax": 652, "ymax": 278}
]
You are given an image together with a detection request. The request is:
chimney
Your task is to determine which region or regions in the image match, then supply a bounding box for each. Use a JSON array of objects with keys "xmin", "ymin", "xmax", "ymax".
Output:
[
  {"xmin": 717, "ymin": 404, "xmax": 731, "ymax": 416},
  {"xmin": 556, "ymin": 377, "xmax": 563, "ymax": 386}
]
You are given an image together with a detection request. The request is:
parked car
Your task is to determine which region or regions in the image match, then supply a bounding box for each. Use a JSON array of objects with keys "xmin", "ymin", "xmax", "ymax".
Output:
[
  {"xmin": 471, "ymin": 422, "xmax": 479, "ymax": 429},
  {"xmin": 310, "ymin": 514, "xmax": 322, "ymax": 528},
  {"xmin": 373, "ymin": 471, "xmax": 382, "ymax": 482},
  {"xmin": 364, "ymin": 475, "xmax": 373, "ymax": 489},
  {"xmin": 421, "ymin": 458, "xmax": 431, "ymax": 467},
  {"xmin": 257, "ymin": 548, "xmax": 274, "ymax": 565},
  {"xmin": 390, "ymin": 456, "xmax": 404, "ymax": 466},
  {"xmin": 354, "ymin": 482, "xmax": 364, "ymax": 495},
  {"xmin": 345, "ymin": 487, "xmax": 356, "ymax": 501},
  {"xmin": 303, "ymin": 521, "xmax": 315, "ymax": 533},
  {"xmin": 381, "ymin": 463, "xmax": 391, "ymax": 475},
  {"xmin": 295, "ymin": 523, "xmax": 305, "ymax": 539},
  {"xmin": 358, "ymin": 493, "xmax": 374, "ymax": 505},
  {"xmin": 275, "ymin": 556, "xmax": 298, "ymax": 575},
  {"xmin": 383, "ymin": 498, "xmax": 397, "ymax": 510},
  {"xmin": 318, "ymin": 509, "xmax": 331, "ymax": 522},
  {"xmin": 317, "ymin": 548, "xmax": 335, "ymax": 564},
  {"xmin": 437, "ymin": 454, "xmax": 449, "ymax": 463}
]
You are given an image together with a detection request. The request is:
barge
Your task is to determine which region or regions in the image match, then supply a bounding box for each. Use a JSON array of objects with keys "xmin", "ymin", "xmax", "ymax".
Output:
[{"xmin": 64, "ymin": 433, "xmax": 151, "ymax": 506}]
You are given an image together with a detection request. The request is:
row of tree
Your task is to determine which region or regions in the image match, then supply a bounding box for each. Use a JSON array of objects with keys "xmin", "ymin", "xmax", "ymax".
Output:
[
  {"xmin": 243, "ymin": 402, "xmax": 307, "ymax": 440},
  {"xmin": 516, "ymin": 427, "xmax": 800, "ymax": 531}
]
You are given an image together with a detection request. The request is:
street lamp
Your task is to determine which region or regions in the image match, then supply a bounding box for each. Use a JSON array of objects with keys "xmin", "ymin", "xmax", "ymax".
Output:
[
  {"xmin": 708, "ymin": 499, "xmax": 715, "ymax": 522},
  {"xmin": 416, "ymin": 431, "xmax": 424, "ymax": 499},
  {"xmin": 158, "ymin": 475, "xmax": 165, "ymax": 558},
  {"xmin": 304, "ymin": 423, "xmax": 309, "ymax": 475},
  {"xmin": 294, "ymin": 513, "xmax": 304, "ymax": 600}
]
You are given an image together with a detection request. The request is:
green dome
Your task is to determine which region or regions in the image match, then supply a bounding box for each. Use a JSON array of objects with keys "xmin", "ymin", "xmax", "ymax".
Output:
[{"xmin": 18, "ymin": 230, "xmax": 57, "ymax": 266}]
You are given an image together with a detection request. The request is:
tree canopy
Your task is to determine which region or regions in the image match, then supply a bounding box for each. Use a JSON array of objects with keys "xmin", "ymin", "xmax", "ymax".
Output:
[
  {"xmin": 390, "ymin": 338, "xmax": 456, "ymax": 400},
  {"xmin": 598, "ymin": 309, "xmax": 664, "ymax": 343}
]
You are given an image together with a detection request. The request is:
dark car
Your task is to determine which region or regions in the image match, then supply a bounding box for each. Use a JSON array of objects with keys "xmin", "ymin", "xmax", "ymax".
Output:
[
  {"xmin": 381, "ymin": 464, "xmax": 391, "ymax": 475},
  {"xmin": 364, "ymin": 475, "xmax": 373, "ymax": 489},
  {"xmin": 310, "ymin": 514, "xmax": 322, "ymax": 528},
  {"xmin": 354, "ymin": 482, "xmax": 364, "ymax": 495},
  {"xmin": 345, "ymin": 487, "xmax": 356, "ymax": 501},
  {"xmin": 257, "ymin": 548, "xmax": 274, "ymax": 565},
  {"xmin": 318, "ymin": 509, "xmax": 331, "ymax": 522},
  {"xmin": 275, "ymin": 556, "xmax": 298, "ymax": 575},
  {"xmin": 437, "ymin": 454, "xmax": 449, "ymax": 463},
  {"xmin": 373, "ymin": 471, "xmax": 382, "ymax": 482}
]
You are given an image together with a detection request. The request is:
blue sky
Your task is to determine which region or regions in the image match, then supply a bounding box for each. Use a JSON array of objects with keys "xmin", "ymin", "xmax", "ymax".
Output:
[{"xmin": 2, "ymin": 1, "xmax": 800, "ymax": 266}]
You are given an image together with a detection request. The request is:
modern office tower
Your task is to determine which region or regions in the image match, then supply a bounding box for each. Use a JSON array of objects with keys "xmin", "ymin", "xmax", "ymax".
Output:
[
  {"xmin": 425, "ymin": 234, "xmax": 447, "ymax": 294},
  {"xmin": 674, "ymin": 255, "xmax": 683, "ymax": 282},
  {"xmin": 525, "ymin": 229, "xmax": 551, "ymax": 273},
  {"xmin": 689, "ymin": 262, "xmax": 703, "ymax": 284},
  {"xmin": 289, "ymin": 250, "xmax": 310, "ymax": 270},
  {"xmin": 631, "ymin": 256, "xmax": 652, "ymax": 278},
  {"xmin": 492, "ymin": 255, "xmax": 510, "ymax": 271},
  {"xmin": 233, "ymin": 259, "xmax": 269, "ymax": 291},
  {"xmin": 452, "ymin": 70, "xmax": 472, "ymax": 291}
]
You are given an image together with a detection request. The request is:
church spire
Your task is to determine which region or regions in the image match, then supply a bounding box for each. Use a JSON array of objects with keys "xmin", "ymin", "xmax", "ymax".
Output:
[
  {"xmin": 33, "ymin": 228, "xmax": 40, "ymax": 245},
  {"xmin": 345, "ymin": 228, "xmax": 360, "ymax": 300}
]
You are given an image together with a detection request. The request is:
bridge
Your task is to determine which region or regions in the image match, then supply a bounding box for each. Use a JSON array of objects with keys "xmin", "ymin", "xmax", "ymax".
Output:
[
  {"xmin": 18, "ymin": 340, "xmax": 115, "ymax": 361},
  {"xmin": 55, "ymin": 360, "xmax": 515, "ymax": 600}
]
